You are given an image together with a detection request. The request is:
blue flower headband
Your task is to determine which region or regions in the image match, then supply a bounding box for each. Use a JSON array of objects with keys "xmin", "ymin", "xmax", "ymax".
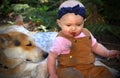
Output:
[{"xmin": 58, "ymin": 4, "xmax": 86, "ymax": 19}]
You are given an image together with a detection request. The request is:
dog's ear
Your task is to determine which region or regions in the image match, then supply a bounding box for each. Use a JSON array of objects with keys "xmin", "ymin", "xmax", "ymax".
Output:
[
  {"xmin": 0, "ymin": 34, "xmax": 12, "ymax": 47},
  {"xmin": 15, "ymin": 15, "xmax": 23, "ymax": 26}
]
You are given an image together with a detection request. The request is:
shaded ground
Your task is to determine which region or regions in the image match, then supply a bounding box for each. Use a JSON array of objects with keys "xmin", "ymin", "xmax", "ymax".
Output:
[{"xmin": 95, "ymin": 33, "xmax": 120, "ymax": 78}]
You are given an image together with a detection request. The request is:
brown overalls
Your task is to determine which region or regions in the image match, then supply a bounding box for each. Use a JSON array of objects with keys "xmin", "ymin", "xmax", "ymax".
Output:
[{"xmin": 57, "ymin": 28, "xmax": 114, "ymax": 78}]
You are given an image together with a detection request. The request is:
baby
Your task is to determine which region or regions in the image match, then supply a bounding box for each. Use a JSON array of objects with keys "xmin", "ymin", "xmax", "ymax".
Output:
[{"xmin": 47, "ymin": 0, "xmax": 120, "ymax": 78}]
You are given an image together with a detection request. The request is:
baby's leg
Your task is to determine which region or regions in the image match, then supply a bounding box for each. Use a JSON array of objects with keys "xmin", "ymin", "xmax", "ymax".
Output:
[
  {"xmin": 88, "ymin": 66, "xmax": 115, "ymax": 78},
  {"xmin": 57, "ymin": 67, "xmax": 84, "ymax": 78}
]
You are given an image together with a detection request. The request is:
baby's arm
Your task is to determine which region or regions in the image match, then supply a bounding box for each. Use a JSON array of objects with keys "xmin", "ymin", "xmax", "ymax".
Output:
[
  {"xmin": 47, "ymin": 52, "xmax": 58, "ymax": 78},
  {"xmin": 92, "ymin": 42, "xmax": 120, "ymax": 58}
]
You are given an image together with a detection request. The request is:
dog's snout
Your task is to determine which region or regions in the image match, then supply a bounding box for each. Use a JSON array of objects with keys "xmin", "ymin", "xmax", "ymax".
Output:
[{"xmin": 43, "ymin": 52, "xmax": 48, "ymax": 58}]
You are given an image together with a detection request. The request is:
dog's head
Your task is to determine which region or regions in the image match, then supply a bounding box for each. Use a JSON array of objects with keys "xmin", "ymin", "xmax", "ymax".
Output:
[{"xmin": 0, "ymin": 31, "xmax": 48, "ymax": 69}]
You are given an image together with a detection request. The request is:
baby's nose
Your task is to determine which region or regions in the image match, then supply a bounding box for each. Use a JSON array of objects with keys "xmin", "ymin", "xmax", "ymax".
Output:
[{"xmin": 71, "ymin": 26, "xmax": 76, "ymax": 31}]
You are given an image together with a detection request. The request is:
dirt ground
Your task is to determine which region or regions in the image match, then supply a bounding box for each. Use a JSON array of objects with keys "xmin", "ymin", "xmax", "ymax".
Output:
[{"xmin": 95, "ymin": 34, "xmax": 120, "ymax": 78}]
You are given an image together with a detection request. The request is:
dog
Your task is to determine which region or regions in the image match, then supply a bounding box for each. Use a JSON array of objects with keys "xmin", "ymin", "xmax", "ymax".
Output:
[{"xmin": 0, "ymin": 15, "xmax": 48, "ymax": 78}]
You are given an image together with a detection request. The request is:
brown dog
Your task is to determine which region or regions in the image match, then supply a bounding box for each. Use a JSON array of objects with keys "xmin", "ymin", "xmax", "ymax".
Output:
[{"xmin": 0, "ymin": 15, "xmax": 48, "ymax": 78}]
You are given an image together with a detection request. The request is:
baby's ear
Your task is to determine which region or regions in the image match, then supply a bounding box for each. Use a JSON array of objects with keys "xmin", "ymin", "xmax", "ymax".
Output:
[{"xmin": 57, "ymin": 19, "xmax": 62, "ymax": 27}]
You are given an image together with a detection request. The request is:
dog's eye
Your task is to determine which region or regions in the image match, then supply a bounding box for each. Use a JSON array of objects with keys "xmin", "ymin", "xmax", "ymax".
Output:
[
  {"xmin": 26, "ymin": 42, "xmax": 32, "ymax": 46},
  {"xmin": 14, "ymin": 40, "xmax": 20, "ymax": 46}
]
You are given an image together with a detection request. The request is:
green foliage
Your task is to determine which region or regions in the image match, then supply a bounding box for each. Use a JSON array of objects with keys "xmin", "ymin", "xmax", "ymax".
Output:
[
  {"xmin": 10, "ymin": 1, "xmax": 59, "ymax": 31},
  {"xmin": 80, "ymin": 0, "xmax": 103, "ymax": 16},
  {"xmin": 0, "ymin": 0, "xmax": 12, "ymax": 15},
  {"xmin": 85, "ymin": 23, "xmax": 108, "ymax": 35},
  {"xmin": 12, "ymin": 4, "xmax": 29, "ymax": 12},
  {"xmin": 99, "ymin": 0, "xmax": 120, "ymax": 25},
  {"xmin": 80, "ymin": 0, "xmax": 120, "ymax": 25},
  {"xmin": 0, "ymin": 0, "xmax": 60, "ymax": 31},
  {"xmin": 107, "ymin": 26, "xmax": 120, "ymax": 39},
  {"xmin": 0, "ymin": 0, "xmax": 120, "ymax": 35},
  {"xmin": 85, "ymin": 24, "xmax": 120, "ymax": 39}
]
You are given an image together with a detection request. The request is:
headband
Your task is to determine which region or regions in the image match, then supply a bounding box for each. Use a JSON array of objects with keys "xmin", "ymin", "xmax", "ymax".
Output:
[{"xmin": 58, "ymin": 4, "xmax": 86, "ymax": 19}]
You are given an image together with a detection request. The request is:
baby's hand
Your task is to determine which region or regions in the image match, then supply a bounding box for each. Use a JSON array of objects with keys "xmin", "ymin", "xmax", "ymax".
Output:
[
  {"xmin": 108, "ymin": 50, "xmax": 120, "ymax": 59},
  {"xmin": 49, "ymin": 74, "xmax": 58, "ymax": 78}
]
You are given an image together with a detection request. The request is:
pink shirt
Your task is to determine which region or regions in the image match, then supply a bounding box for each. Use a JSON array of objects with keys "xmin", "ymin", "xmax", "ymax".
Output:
[{"xmin": 50, "ymin": 32, "xmax": 97, "ymax": 55}]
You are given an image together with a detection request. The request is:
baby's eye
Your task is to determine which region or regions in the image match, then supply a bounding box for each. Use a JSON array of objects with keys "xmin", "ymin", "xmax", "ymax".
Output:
[
  {"xmin": 66, "ymin": 24, "xmax": 71, "ymax": 27},
  {"xmin": 77, "ymin": 24, "xmax": 81, "ymax": 26}
]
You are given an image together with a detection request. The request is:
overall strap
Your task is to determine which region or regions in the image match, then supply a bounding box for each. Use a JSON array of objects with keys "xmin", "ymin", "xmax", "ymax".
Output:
[{"xmin": 82, "ymin": 28, "xmax": 90, "ymax": 36}]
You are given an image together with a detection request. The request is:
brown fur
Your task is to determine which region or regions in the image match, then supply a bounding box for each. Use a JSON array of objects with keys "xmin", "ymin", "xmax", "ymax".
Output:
[{"xmin": 0, "ymin": 15, "xmax": 48, "ymax": 78}]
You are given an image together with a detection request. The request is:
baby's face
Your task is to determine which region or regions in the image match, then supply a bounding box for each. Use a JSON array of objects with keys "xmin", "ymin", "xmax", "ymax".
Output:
[{"xmin": 57, "ymin": 13, "xmax": 84, "ymax": 37}]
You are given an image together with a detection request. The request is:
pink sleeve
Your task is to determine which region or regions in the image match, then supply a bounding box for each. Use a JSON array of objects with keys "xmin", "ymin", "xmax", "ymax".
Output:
[
  {"xmin": 50, "ymin": 37, "xmax": 71, "ymax": 55},
  {"xmin": 90, "ymin": 33, "xmax": 97, "ymax": 47}
]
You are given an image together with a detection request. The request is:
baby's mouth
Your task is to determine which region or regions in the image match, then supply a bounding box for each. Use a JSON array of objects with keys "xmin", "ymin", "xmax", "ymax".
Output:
[{"xmin": 71, "ymin": 32, "xmax": 76, "ymax": 36}]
